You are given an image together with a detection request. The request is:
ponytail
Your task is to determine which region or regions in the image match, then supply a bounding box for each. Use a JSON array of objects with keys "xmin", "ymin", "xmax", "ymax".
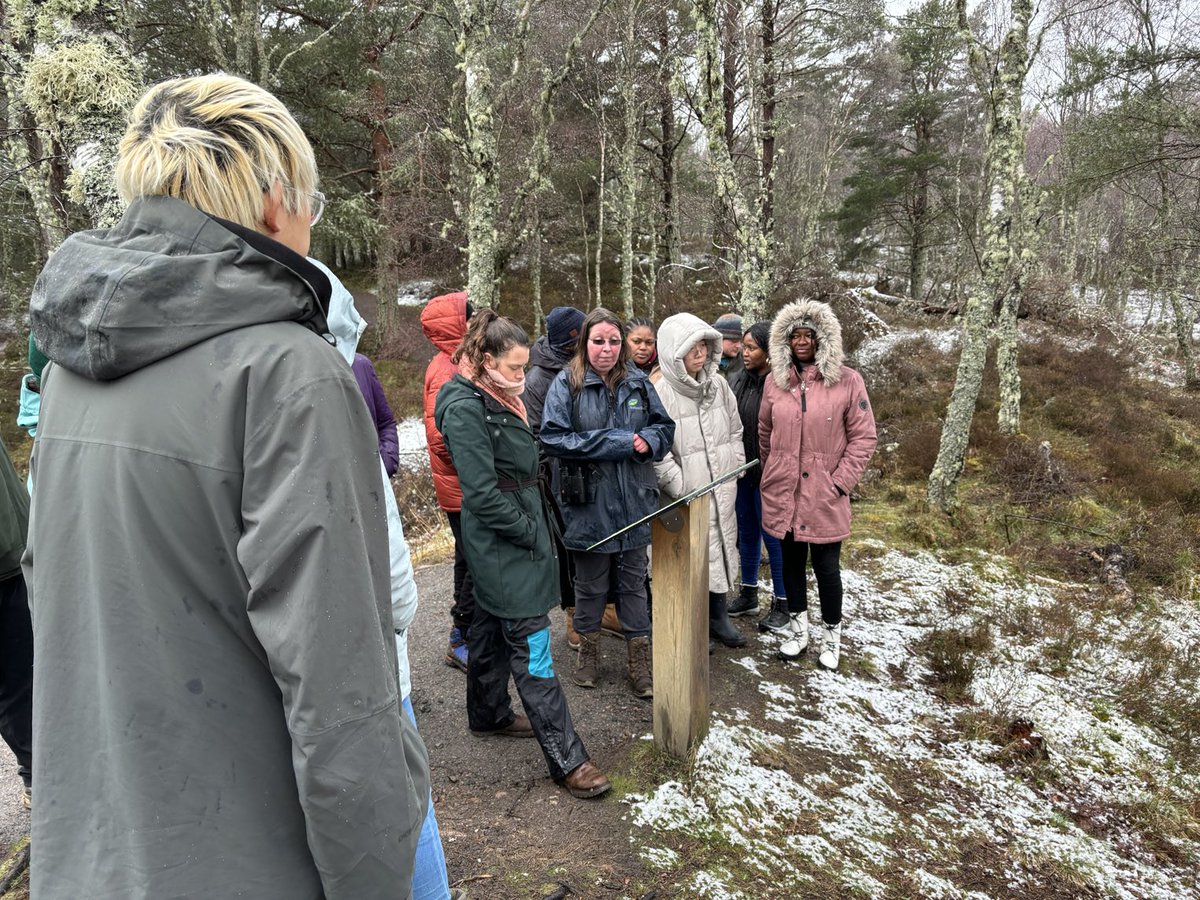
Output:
[{"xmin": 452, "ymin": 308, "xmax": 529, "ymax": 370}]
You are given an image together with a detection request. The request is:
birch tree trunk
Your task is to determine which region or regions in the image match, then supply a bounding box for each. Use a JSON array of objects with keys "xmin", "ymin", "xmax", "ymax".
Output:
[
  {"xmin": 530, "ymin": 198, "xmax": 545, "ymax": 337},
  {"xmin": 16, "ymin": 0, "xmax": 142, "ymax": 230},
  {"xmin": 595, "ymin": 115, "xmax": 607, "ymax": 310},
  {"xmin": 693, "ymin": 0, "xmax": 771, "ymax": 321},
  {"xmin": 453, "ymin": 0, "xmax": 601, "ymax": 309},
  {"xmin": 1, "ymin": 2, "xmax": 66, "ymax": 257},
  {"xmin": 657, "ymin": 12, "xmax": 682, "ymax": 285},
  {"xmin": 929, "ymin": 0, "xmax": 1034, "ymax": 509},
  {"xmin": 618, "ymin": 0, "xmax": 640, "ymax": 320},
  {"xmin": 457, "ymin": 0, "xmax": 503, "ymax": 308}
]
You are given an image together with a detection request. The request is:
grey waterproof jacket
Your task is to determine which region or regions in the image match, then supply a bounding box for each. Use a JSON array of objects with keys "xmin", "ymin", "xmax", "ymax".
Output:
[{"xmin": 24, "ymin": 196, "xmax": 429, "ymax": 900}]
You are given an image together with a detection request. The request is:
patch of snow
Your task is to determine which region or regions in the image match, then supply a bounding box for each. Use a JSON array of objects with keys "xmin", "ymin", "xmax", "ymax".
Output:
[
  {"xmin": 394, "ymin": 417, "xmax": 428, "ymax": 469},
  {"xmin": 626, "ymin": 543, "xmax": 1200, "ymax": 898},
  {"xmin": 854, "ymin": 326, "xmax": 960, "ymax": 373},
  {"xmin": 396, "ymin": 280, "xmax": 436, "ymax": 307}
]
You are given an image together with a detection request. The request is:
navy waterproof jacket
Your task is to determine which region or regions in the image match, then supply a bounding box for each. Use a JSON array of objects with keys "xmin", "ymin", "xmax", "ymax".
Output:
[{"xmin": 539, "ymin": 364, "xmax": 675, "ymax": 553}]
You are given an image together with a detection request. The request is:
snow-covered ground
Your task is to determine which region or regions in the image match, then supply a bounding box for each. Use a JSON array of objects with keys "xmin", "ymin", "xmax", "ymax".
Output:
[
  {"xmin": 397, "ymin": 280, "xmax": 437, "ymax": 307},
  {"xmin": 853, "ymin": 325, "xmax": 960, "ymax": 374},
  {"xmin": 626, "ymin": 542, "xmax": 1199, "ymax": 899},
  {"xmin": 395, "ymin": 417, "xmax": 428, "ymax": 468}
]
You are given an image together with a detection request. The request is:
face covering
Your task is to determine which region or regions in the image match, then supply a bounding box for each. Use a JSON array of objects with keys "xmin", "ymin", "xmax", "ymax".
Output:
[{"xmin": 483, "ymin": 365, "xmax": 525, "ymax": 398}]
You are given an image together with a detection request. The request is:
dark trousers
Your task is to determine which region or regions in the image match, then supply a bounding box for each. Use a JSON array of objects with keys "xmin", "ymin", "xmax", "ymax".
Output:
[
  {"xmin": 0, "ymin": 572, "xmax": 32, "ymax": 788},
  {"xmin": 780, "ymin": 535, "xmax": 843, "ymax": 625},
  {"xmin": 735, "ymin": 478, "xmax": 786, "ymax": 598},
  {"xmin": 572, "ymin": 547, "xmax": 650, "ymax": 639},
  {"xmin": 466, "ymin": 608, "xmax": 588, "ymax": 781},
  {"xmin": 445, "ymin": 511, "xmax": 476, "ymax": 632}
]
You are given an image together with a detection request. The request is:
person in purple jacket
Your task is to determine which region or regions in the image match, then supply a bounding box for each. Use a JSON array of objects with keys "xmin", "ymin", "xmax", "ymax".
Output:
[{"xmin": 352, "ymin": 354, "xmax": 401, "ymax": 477}]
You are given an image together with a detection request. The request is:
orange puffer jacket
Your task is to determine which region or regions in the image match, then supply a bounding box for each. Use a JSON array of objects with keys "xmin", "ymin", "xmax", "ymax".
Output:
[{"xmin": 421, "ymin": 292, "xmax": 468, "ymax": 511}]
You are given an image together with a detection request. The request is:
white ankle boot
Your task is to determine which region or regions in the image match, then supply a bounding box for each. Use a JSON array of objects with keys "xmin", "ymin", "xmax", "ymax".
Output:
[
  {"xmin": 818, "ymin": 621, "xmax": 842, "ymax": 670},
  {"xmin": 779, "ymin": 613, "xmax": 809, "ymax": 660}
]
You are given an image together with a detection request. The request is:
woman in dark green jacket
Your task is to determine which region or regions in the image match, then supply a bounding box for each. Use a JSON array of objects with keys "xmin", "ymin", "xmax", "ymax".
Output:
[{"xmin": 434, "ymin": 310, "xmax": 610, "ymax": 800}]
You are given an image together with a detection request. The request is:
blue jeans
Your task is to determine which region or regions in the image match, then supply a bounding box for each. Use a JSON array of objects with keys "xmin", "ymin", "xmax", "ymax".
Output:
[
  {"xmin": 735, "ymin": 479, "xmax": 785, "ymax": 598},
  {"xmin": 403, "ymin": 696, "xmax": 451, "ymax": 900}
]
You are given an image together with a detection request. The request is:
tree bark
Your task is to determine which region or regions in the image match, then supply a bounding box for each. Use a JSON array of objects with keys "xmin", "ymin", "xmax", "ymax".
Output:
[
  {"xmin": 693, "ymin": 0, "xmax": 771, "ymax": 321},
  {"xmin": 618, "ymin": 0, "xmax": 639, "ymax": 320},
  {"xmin": 930, "ymin": 0, "xmax": 1034, "ymax": 508},
  {"xmin": 457, "ymin": 0, "xmax": 503, "ymax": 308},
  {"xmin": 17, "ymin": 0, "xmax": 142, "ymax": 230},
  {"xmin": 657, "ymin": 12, "xmax": 681, "ymax": 285}
]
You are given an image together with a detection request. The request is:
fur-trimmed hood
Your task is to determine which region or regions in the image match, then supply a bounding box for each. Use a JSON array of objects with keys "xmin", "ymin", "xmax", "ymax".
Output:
[
  {"xmin": 768, "ymin": 298, "xmax": 844, "ymax": 389},
  {"xmin": 656, "ymin": 312, "xmax": 723, "ymax": 400}
]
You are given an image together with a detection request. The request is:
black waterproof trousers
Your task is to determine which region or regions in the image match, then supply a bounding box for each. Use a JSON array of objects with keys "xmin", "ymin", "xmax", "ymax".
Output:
[
  {"xmin": 445, "ymin": 511, "xmax": 476, "ymax": 632},
  {"xmin": 0, "ymin": 572, "xmax": 32, "ymax": 789},
  {"xmin": 466, "ymin": 609, "xmax": 588, "ymax": 781}
]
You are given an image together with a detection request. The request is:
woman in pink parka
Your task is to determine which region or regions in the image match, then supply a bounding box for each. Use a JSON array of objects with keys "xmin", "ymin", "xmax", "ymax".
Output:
[{"xmin": 758, "ymin": 299, "xmax": 876, "ymax": 669}]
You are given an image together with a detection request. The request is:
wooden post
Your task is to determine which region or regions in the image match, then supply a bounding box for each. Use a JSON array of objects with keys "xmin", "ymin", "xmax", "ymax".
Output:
[{"xmin": 651, "ymin": 494, "xmax": 710, "ymax": 757}]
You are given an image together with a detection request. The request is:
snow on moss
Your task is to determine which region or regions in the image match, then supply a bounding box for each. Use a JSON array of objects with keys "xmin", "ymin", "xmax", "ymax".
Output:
[{"xmin": 626, "ymin": 545, "xmax": 1200, "ymax": 898}]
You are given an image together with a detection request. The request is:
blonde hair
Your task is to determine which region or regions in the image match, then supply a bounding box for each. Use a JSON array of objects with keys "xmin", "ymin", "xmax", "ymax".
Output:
[{"xmin": 114, "ymin": 73, "xmax": 318, "ymax": 230}]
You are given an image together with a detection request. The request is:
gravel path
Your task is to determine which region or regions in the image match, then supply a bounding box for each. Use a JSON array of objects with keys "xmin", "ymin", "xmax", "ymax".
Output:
[{"xmin": 0, "ymin": 738, "xmax": 26, "ymax": 853}]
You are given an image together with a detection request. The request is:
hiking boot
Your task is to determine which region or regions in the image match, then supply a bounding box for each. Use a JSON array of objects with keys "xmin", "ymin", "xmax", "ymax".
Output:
[
  {"xmin": 21, "ymin": 783, "xmax": 31, "ymax": 811},
  {"xmin": 727, "ymin": 584, "xmax": 760, "ymax": 617},
  {"xmin": 600, "ymin": 603, "xmax": 623, "ymax": 638},
  {"xmin": 779, "ymin": 613, "xmax": 809, "ymax": 660},
  {"xmin": 558, "ymin": 759, "xmax": 612, "ymax": 799},
  {"xmin": 470, "ymin": 714, "xmax": 535, "ymax": 738},
  {"xmin": 758, "ymin": 595, "xmax": 791, "ymax": 634},
  {"xmin": 565, "ymin": 607, "xmax": 581, "ymax": 650},
  {"xmin": 445, "ymin": 626, "xmax": 469, "ymax": 672},
  {"xmin": 626, "ymin": 636, "xmax": 652, "ymax": 699},
  {"xmin": 709, "ymin": 591, "xmax": 746, "ymax": 648},
  {"xmin": 818, "ymin": 621, "xmax": 842, "ymax": 671},
  {"xmin": 574, "ymin": 631, "xmax": 600, "ymax": 688}
]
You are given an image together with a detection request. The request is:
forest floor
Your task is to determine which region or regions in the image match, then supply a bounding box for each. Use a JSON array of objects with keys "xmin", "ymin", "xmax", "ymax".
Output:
[{"xmin": 3, "ymin": 289, "xmax": 1199, "ymax": 898}]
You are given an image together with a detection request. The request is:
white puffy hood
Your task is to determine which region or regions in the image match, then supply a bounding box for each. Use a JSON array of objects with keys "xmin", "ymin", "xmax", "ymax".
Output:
[{"xmin": 656, "ymin": 312, "xmax": 723, "ymax": 400}]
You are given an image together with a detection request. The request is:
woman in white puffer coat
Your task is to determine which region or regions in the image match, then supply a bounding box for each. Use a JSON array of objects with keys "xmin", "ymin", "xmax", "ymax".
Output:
[{"xmin": 653, "ymin": 312, "xmax": 747, "ymax": 648}]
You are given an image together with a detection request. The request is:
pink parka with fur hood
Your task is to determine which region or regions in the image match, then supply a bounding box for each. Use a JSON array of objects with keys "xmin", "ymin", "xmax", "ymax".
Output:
[{"xmin": 758, "ymin": 299, "xmax": 877, "ymax": 544}]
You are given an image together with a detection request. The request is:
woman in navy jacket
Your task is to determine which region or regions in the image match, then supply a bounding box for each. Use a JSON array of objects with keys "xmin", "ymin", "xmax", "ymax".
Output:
[{"xmin": 540, "ymin": 308, "xmax": 674, "ymax": 699}]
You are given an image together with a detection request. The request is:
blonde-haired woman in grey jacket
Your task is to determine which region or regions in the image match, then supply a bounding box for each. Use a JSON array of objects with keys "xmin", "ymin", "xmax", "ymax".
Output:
[{"xmin": 653, "ymin": 313, "xmax": 747, "ymax": 648}]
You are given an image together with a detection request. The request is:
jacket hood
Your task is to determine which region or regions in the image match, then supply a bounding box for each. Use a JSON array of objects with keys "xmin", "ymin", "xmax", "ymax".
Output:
[
  {"xmin": 30, "ymin": 196, "xmax": 332, "ymax": 382},
  {"xmin": 768, "ymin": 298, "xmax": 844, "ymax": 389},
  {"xmin": 421, "ymin": 291, "xmax": 468, "ymax": 355},
  {"xmin": 311, "ymin": 257, "xmax": 365, "ymax": 364},
  {"xmin": 528, "ymin": 333, "xmax": 573, "ymax": 371},
  {"xmin": 656, "ymin": 312, "xmax": 722, "ymax": 400}
]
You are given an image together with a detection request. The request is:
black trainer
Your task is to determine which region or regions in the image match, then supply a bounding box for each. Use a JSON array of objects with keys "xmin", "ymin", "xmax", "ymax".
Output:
[
  {"xmin": 727, "ymin": 584, "xmax": 760, "ymax": 617},
  {"xmin": 758, "ymin": 595, "xmax": 791, "ymax": 633}
]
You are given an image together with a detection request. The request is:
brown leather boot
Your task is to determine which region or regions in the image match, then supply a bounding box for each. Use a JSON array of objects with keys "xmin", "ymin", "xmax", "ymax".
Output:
[
  {"xmin": 470, "ymin": 714, "xmax": 535, "ymax": 738},
  {"xmin": 626, "ymin": 635, "xmax": 652, "ymax": 699},
  {"xmin": 574, "ymin": 632, "xmax": 600, "ymax": 688},
  {"xmin": 600, "ymin": 603, "xmax": 623, "ymax": 638},
  {"xmin": 565, "ymin": 607, "xmax": 581, "ymax": 650},
  {"xmin": 559, "ymin": 759, "xmax": 612, "ymax": 799}
]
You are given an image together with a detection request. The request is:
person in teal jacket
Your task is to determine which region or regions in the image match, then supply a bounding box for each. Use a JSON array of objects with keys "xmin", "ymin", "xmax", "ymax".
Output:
[{"xmin": 435, "ymin": 310, "xmax": 611, "ymax": 800}]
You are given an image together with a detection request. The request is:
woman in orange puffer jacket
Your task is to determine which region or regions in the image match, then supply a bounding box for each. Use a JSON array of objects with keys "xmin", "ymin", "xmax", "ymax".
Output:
[{"xmin": 421, "ymin": 291, "xmax": 474, "ymax": 671}]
